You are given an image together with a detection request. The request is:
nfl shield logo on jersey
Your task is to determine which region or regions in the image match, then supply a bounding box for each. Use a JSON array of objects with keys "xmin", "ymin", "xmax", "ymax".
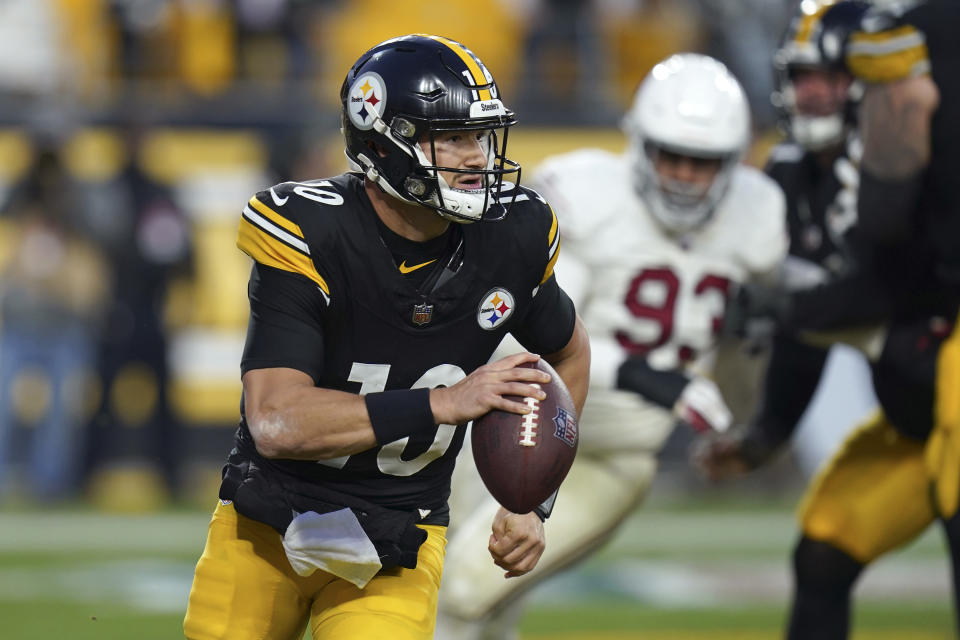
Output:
[
  {"xmin": 412, "ymin": 302, "xmax": 434, "ymax": 326},
  {"xmin": 477, "ymin": 287, "xmax": 515, "ymax": 330},
  {"xmin": 552, "ymin": 407, "xmax": 577, "ymax": 447}
]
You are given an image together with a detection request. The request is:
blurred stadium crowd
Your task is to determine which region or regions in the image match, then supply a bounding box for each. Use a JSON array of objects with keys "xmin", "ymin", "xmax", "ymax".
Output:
[{"xmin": 0, "ymin": 0, "xmax": 796, "ymax": 509}]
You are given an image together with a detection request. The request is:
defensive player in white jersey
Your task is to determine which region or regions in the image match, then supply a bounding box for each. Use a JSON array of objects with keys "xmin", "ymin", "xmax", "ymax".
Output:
[{"xmin": 435, "ymin": 53, "xmax": 788, "ymax": 639}]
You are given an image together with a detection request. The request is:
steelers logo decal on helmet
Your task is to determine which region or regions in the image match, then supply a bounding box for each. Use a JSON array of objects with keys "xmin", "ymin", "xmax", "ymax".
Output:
[
  {"xmin": 477, "ymin": 288, "xmax": 515, "ymax": 330},
  {"xmin": 347, "ymin": 72, "xmax": 387, "ymax": 131}
]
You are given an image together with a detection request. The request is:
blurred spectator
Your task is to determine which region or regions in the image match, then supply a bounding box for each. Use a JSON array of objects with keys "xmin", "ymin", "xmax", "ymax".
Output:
[
  {"xmin": 693, "ymin": 0, "xmax": 794, "ymax": 130},
  {"xmin": 234, "ymin": 0, "xmax": 316, "ymax": 89},
  {"xmin": 81, "ymin": 123, "xmax": 192, "ymax": 502},
  {"xmin": 0, "ymin": 139, "xmax": 110, "ymax": 501},
  {"xmin": 596, "ymin": 0, "xmax": 705, "ymax": 110},
  {"xmin": 111, "ymin": 0, "xmax": 236, "ymax": 97},
  {"xmin": 110, "ymin": 0, "xmax": 176, "ymax": 85},
  {"xmin": 172, "ymin": 0, "xmax": 236, "ymax": 96},
  {"xmin": 514, "ymin": 0, "xmax": 619, "ymax": 123}
]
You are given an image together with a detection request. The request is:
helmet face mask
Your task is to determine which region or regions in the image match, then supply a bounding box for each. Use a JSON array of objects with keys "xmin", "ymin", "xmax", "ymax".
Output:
[
  {"xmin": 637, "ymin": 142, "xmax": 739, "ymax": 234},
  {"xmin": 772, "ymin": 0, "xmax": 870, "ymax": 150},
  {"xmin": 623, "ymin": 53, "xmax": 750, "ymax": 235},
  {"xmin": 341, "ymin": 35, "xmax": 521, "ymax": 223},
  {"xmin": 405, "ymin": 123, "xmax": 517, "ymax": 222}
]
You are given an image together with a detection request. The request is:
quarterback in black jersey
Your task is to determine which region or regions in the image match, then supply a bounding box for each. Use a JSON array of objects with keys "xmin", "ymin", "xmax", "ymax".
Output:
[
  {"xmin": 183, "ymin": 34, "xmax": 589, "ymax": 640},
  {"xmin": 703, "ymin": 1, "xmax": 960, "ymax": 638}
]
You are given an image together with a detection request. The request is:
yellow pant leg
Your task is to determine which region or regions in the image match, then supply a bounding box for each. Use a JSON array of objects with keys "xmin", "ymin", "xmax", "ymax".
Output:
[
  {"xmin": 184, "ymin": 501, "xmax": 331, "ymax": 640},
  {"xmin": 799, "ymin": 410, "xmax": 936, "ymax": 563},
  {"xmin": 185, "ymin": 504, "xmax": 446, "ymax": 640},
  {"xmin": 309, "ymin": 524, "xmax": 446, "ymax": 640},
  {"xmin": 929, "ymin": 313, "xmax": 960, "ymax": 518}
]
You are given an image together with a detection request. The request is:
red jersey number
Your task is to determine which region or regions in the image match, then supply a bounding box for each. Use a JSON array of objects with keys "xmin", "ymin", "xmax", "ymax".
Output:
[{"xmin": 615, "ymin": 267, "xmax": 731, "ymax": 360}]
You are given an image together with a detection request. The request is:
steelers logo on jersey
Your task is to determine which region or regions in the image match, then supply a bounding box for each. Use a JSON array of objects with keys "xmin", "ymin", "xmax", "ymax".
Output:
[
  {"xmin": 477, "ymin": 287, "xmax": 515, "ymax": 330},
  {"xmin": 347, "ymin": 72, "xmax": 387, "ymax": 131}
]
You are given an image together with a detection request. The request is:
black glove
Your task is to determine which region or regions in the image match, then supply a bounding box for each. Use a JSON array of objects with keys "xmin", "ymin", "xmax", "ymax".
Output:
[
  {"xmin": 721, "ymin": 282, "xmax": 793, "ymax": 340},
  {"xmin": 689, "ymin": 424, "xmax": 781, "ymax": 481}
]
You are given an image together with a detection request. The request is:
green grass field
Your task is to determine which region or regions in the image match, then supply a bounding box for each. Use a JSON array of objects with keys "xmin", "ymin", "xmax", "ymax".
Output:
[{"xmin": 0, "ymin": 501, "xmax": 952, "ymax": 639}]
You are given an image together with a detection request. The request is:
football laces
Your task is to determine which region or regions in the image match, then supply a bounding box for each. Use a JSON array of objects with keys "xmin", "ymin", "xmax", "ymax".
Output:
[{"xmin": 519, "ymin": 383, "xmax": 541, "ymax": 447}]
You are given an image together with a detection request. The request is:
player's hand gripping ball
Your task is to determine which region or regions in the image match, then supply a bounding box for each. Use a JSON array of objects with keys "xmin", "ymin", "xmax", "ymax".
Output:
[{"xmin": 471, "ymin": 358, "xmax": 579, "ymax": 513}]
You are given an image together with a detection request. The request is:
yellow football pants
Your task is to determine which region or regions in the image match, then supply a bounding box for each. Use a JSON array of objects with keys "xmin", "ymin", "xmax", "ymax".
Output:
[
  {"xmin": 930, "ymin": 312, "xmax": 960, "ymax": 518},
  {"xmin": 183, "ymin": 501, "xmax": 446, "ymax": 640},
  {"xmin": 799, "ymin": 410, "xmax": 935, "ymax": 563}
]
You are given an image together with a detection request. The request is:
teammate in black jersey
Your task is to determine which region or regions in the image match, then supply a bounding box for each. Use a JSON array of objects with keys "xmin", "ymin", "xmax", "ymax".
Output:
[
  {"xmin": 182, "ymin": 34, "xmax": 590, "ymax": 640},
  {"xmin": 703, "ymin": 1, "xmax": 960, "ymax": 637},
  {"xmin": 703, "ymin": 0, "xmax": 870, "ymax": 472}
]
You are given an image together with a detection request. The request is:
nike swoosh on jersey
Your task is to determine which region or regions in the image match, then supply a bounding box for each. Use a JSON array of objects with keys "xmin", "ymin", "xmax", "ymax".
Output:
[
  {"xmin": 398, "ymin": 259, "xmax": 437, "ymax": 274},
  {"xmin": 269, "ymin": 186, "xmax": 289, "ymax": 206}
]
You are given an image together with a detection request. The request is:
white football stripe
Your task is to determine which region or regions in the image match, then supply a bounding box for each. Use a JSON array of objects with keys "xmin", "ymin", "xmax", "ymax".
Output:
[
  {"xmin": 848, "ymin": 31, "xmax": 925, "ymax": 56},
  {"xmin": 243, "ymin": 206, "xmax": 310, "ymax": 255},
  {"xmin": 548, "ymin": 227, "xmax": 560, "ymax": 259}
]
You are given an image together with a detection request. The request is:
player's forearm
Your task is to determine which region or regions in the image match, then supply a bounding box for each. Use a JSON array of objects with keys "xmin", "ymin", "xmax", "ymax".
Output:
[
  {"xmin": 786, "ymin": 269, "xmax": 893, "ymax": 332},
  {"xmin": 860, "ymin": 76, "xmax": 938, "ymax": 180},
  {"xmin": 244, "ymin": 370, "xmax": 378, "ymax": 460},
  {"xmin": 750, "ymin": 334, "xmax": 829, "ymax": 450},
  {"xmin": 857, "ymin": 77, "xmax": 938, "ymax": 245},
  {"xmin": 544, "ymin": 315, "xmax": 591, "ymax": 417}
]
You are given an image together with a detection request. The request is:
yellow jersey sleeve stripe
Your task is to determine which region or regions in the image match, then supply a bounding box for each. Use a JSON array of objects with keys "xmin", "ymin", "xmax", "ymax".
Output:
[
  {"xmin": 847, "ymin": 25, "xmax": 930, "ymax": 82},
  {"xmin": 237, "ymin": 218, "xmax": 330, "ymax": 295},
  {"xmin": 540, "ymin": 206, "xmax": 560, "ymax": 284},
  {"xmin": 249, "ymin": 195, "xmax": 304, "ymax": 239},
  {"xmin": 541, "ymin": 236, "xmax": 561, "ymax": 285},
  {"xmin": 849, "ymin": 25, "xmax": 924, "ymax": 53},
  {"xmin": 423, "ymin": 34, "xmax": 493, "ymax": 101},
  {"xmin": 242, "ymin": 205, "xmax": 310, "ymax": 254},
  {"xmin": 547, "ymin": 206, "xmax": 559, "ymax": 249}
]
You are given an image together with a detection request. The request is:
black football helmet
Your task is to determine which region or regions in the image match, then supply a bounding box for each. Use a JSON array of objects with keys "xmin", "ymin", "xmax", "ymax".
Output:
[
  {"xmin": 772, "ymin": 0, "xmax": 870, "ymax": 150},
  {"xmin": 340, "ymin": 34, "xmax": 521, "ymax": 223}
]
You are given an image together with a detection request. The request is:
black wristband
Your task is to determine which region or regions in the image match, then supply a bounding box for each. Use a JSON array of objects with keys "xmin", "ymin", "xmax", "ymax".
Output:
[
  {"xmin": 364, "ymin": 388, "xmax": 435, "ymax": 444},
  {"xmin": 616, "ymin": 357, "xmax": 689, "ymax": 409},
  {"xmin": 533, "ymin": 490, "xmax": 558, "ymax": 521}
]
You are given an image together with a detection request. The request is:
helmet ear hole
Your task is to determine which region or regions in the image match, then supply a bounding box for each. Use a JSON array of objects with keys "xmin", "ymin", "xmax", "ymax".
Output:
[
  {"xmin": 365, "ymin": 140, "xmax": 387, "ymax": 158},
  {"xmin": 404, "ymin": 177, "xmax": 429, "ymax": 197},
  {"xmin": 392, "ymin": 118, "xmax": 417, "ymax": 140}
]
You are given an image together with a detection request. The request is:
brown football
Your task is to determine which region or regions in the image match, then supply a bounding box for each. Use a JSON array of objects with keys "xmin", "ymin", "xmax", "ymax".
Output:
[{"xmin": 471, "ymin": 358, "xmax": 579, "ymax": 514}]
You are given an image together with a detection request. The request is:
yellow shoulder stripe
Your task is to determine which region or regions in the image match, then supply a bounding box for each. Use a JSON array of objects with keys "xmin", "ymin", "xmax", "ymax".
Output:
[
  {"xmin": 421, "ymin": 34, "xmax": 492, "ymax": 101},
  {"xmin": 547, "ymin": 207, "xmax": 559, "ymax": 248},
  {"xmin": 541, "ymin": 236, "xmax": 561, "ymax": 285},
  {"xmin": 847, "ymin": 25, "xmax": 930, "ymax": 82},
  {"xmin": 237, "ymin": 218, "xmax": 330, "ymax": 295},
  {"xmin": 541, "ymin": 206, "xmax": 561, "ymax": 285},
  {"xmin": 249, "ymin": 195, "xmax": 304, "ymax": 239}
]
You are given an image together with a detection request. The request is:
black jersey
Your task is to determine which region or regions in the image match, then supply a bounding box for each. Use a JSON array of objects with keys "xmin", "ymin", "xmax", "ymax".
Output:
[
  {"xmin": 765, "ymin": 140, "xmax": 860, "ymax": 277},
  {"xmin": 840, "ymin": 0, "xmax": 960, "ymax": 439},
  {"xmin": 227, "ymin": 173, "xmax": 575, "ymax": 525},
  {"xmin": 751, "ymin": 142, "xmax": 860, "ymax": 447}
]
